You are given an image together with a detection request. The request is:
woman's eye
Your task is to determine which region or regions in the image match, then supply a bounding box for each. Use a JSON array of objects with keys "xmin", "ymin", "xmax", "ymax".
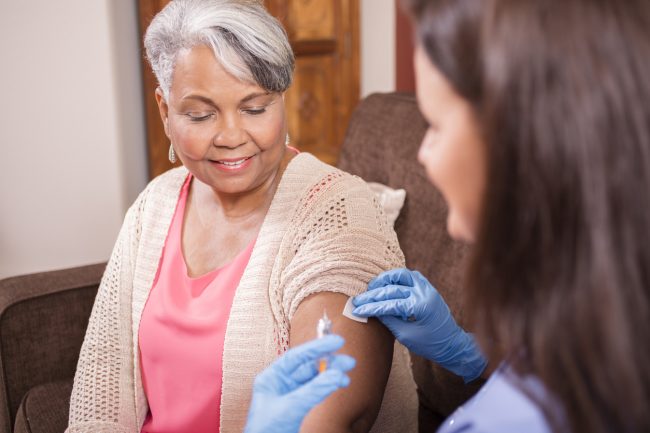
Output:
[
  {"xmin": 243, "ymin": 107, "xmax": 267, "ymax": 115},
  {"xmin": 186, "ymin": 113, "xmax": 212, "ymax": 122}
]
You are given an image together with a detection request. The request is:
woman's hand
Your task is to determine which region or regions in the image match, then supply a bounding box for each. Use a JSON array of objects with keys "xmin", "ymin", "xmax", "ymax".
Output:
[
  {"xmin": 352, "ymin": 268, "xmax": 486, "ymax": 382},
  {"xmin": 244, "ymin": 335, "xmax": 356, "ymax": 433}
]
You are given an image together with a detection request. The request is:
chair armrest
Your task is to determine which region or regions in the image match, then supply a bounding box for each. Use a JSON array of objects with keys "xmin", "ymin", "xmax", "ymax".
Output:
[
  {"xmin": 0, "ymin": 263, "xmax": 105, "ymax": 432},
  {"xmin": 14, "ymin": 379, "xmax": 73, "ymax": 433}
]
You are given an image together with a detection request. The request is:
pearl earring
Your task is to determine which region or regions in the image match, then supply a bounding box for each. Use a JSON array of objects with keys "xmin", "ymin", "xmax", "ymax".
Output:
[
  {"xmin": 168, "ymin": 144, "xmax": 177, "ymax": 164},
  {"xmin": 285, "ymin": 133, "xmax": 290, "ymax": 146}
]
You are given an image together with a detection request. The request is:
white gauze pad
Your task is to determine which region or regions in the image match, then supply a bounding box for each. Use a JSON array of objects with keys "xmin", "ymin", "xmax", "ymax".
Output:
[{"xmin": 343, "ymin": 297, "xmax": 368, "ymax": 323}]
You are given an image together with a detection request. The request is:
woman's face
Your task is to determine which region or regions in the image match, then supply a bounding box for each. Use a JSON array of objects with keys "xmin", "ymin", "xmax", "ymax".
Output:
[
  {"xmin": 156, "ymin": 45, "xmax": 288, "ymax": 195},
  {"xmin": 414, "ymin": 45, "xmax": 486, "ymax": 242}
]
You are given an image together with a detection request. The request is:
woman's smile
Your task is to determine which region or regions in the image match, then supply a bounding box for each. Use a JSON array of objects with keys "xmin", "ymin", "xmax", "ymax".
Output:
[{"xmin": 209, "ymin": 155, "xmax": 255, "ymax": 172}]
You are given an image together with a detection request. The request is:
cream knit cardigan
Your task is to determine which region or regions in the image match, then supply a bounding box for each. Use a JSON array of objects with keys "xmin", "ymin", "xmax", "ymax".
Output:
[{"xmin": 67, "ymin": 153, "xmax": 417, "ymax": 433}]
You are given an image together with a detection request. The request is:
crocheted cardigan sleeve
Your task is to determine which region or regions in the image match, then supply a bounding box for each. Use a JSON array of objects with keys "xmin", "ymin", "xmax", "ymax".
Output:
[
  {"xmin": 66, "ymin": 168, "xmax": 186, "ymax": 433},
  {"xmin": 268, "ymin": 167, "xmax": 406, "ymax": 352},
  {"xmin": 66, "ymin": 189, "xmax": 146, "ymax": 433}
]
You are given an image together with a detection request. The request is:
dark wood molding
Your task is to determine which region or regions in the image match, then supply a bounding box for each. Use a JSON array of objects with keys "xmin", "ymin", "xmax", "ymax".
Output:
[
  {"xmin": 137, "ymin": 0, "xmax": 181, "ymax": 179},
  {"xmin": 292, "ymin": 39, "xmax": 337, "ymax": 56},
  {"xmin": 395, "ymin": 0, "xmax": 415, "ymax": 93}
]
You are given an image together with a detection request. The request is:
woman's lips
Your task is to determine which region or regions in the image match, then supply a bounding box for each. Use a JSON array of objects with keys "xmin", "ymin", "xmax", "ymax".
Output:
[{"xmin": 210, "ymin": 155, "xmax": 254, "ymax": 172}]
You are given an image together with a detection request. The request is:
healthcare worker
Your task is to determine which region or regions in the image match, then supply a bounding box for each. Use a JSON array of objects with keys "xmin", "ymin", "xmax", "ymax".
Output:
[{"xmin": 245, "ymin": 0, "xmax": 650, "ymax": 432}]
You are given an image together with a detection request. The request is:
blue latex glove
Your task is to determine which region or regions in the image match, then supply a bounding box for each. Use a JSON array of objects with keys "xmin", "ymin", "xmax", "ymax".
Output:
[
  {"xmin": 352, "ymin": 268, "xmax": 486, "ymax": 383},
  {"xmin": 244, "ymin": 334, "xmax": 356, "ymax": 433}
]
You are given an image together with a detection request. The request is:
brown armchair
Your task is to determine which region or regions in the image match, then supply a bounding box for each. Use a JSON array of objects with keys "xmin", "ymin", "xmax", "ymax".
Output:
[
  {"xmin": 0, "ymin": 92, "xmax": 481, "ymax": 433},
  {"xmin": 0, "ymin": 264, "xmax": 104, "ymax": 433}
]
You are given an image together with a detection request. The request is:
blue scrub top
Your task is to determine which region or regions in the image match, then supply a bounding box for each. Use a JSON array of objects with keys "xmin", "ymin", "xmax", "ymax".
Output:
[{"xmin": 437, "ymin": 364, "xmax": 555, "ymax": 433}]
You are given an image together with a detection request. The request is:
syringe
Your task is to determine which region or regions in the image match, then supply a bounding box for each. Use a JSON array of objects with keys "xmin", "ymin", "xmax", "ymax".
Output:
[{"xmin": 316, "ymin": 310, "xmax": 333, "ymax": 373}]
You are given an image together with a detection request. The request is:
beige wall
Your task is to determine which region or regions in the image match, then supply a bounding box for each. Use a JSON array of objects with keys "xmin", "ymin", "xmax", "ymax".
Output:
[
  {"xmin": 361, "ymin": 0, "xmax": 396, "ymax": 97},
  {"xmin": 0, "ymin": 0, "xmax": 393, "ymax": 279},
  {"xmin": 0, "ymin": 0, "xmax": 147, "ymax": 278}
]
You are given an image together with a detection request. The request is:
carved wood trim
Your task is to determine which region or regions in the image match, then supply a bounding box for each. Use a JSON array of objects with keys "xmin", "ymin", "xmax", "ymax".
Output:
[{"xmin": 137, "ymin": 0, "xmax": 179, "ymax": 179}]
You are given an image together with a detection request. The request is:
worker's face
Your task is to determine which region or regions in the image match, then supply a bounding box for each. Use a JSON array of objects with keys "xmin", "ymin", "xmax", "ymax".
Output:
[{"xmin": 414, "ymin": 45, "xmax": 486, "ymax": 243}]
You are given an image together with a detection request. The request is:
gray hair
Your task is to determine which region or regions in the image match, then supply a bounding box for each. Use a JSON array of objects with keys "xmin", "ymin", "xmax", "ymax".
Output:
[{"xmin": 144, "ymin": 0, "xmax": 294, "ymax": 100}]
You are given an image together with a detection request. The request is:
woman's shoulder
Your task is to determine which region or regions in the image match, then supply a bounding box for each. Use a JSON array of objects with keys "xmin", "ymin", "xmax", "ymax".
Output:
[
  {"xmin": 277, "ymin": 153, "xmax": 400, "ymax": 260},
  {"xmin": 438, "ymin": 365, "xmax": 554, "ymax": 433},
  {"xmin": 285, "ymin": 153, "xmax": 373, "ymax": 203},
  {"xmin": 128, "ymin": 166, "xmax": 188, "ymax": 212},
  {"xmin": 119, "ymin": 166, "xmax": 188, "ymax": 238},
  {"xmin": 142, "ymin": 166, "xmax": 189, "ymax": 197}
]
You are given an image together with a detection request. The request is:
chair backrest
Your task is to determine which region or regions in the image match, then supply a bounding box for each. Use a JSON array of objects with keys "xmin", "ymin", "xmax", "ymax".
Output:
[
  {"xmin": 0, "ymin": 263, "xmax": 103, "ymax": 432},
  {"xmin": 337, "ymin": 92, "xmax": 483, "ymax": 430}
]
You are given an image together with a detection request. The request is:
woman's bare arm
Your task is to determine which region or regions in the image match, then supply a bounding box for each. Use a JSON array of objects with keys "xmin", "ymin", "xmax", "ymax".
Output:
[{"xmin": 290, "ymin": 291, "xmax": 394, "ymax": 433}]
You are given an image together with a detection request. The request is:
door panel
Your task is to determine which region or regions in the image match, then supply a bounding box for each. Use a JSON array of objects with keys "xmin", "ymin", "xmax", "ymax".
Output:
[
  {"xmin": 287, "ymin": 0, "xmax": 335, "ymax": 41},
  {"xmin": 285, "ymin": 55, "xmax": 336, "ymax": 162}
]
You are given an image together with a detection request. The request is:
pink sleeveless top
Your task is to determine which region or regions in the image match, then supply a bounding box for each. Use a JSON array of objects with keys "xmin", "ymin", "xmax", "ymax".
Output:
[{"xmin": 139, "ymin": 175, "xmax": 255, "ymax": 433}]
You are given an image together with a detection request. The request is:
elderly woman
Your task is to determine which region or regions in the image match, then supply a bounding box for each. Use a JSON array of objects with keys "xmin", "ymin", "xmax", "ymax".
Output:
[{"xmin": 66, "ymin": 1, "xmax": 417, "ymax": 433}]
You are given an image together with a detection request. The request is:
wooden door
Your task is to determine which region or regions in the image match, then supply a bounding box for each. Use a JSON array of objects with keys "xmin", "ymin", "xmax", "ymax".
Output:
[{"xmin": 138, "ymin": 0, "xmax": 360, "ymax": 179}]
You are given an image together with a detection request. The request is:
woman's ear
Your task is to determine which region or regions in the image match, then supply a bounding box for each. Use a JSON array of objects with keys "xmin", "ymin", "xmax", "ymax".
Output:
[{"xmin": 154, "ymin": 87, "xmax": 170, "ymax": 138}]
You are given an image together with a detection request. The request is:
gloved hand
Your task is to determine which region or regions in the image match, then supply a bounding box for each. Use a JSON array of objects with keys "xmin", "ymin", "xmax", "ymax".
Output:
[
  {"xmin": 244, "ymin": 334, "xmax": 356, "ymax": 433},
  {"xmin": 352, "ymin": 268, "xmax": 486, "ymax": 382}
]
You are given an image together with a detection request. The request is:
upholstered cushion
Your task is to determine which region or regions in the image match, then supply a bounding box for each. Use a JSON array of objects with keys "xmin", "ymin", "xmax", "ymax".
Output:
[
  {"xmin": 14, "ymin": 380, "xmax": 72, "ymax": 433},
  {"xmin": 367, "ymin": 182, "xmax": 407, "ymax": 226},
  {"xmin": 0, "ymin": 263, "xmax": 103, "ymax": 432},
  {"xmin": 338, "ymin": 92, "xmax": 483, "ymax": 431}
]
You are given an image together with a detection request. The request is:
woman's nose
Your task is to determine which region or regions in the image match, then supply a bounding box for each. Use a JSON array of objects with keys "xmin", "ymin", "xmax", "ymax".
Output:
[{"xmin": 214, "ymin": 117, "xmax": 247, "ymax": 148}]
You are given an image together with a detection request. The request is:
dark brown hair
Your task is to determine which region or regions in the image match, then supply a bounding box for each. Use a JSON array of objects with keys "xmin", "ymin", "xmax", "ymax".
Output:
[{"xmin": 406, "ymin": 0, "xmax": 650, "ymax": 432}]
